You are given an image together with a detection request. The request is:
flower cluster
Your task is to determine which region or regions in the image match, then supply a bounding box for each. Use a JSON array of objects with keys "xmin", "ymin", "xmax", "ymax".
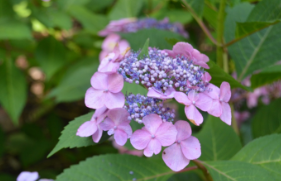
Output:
[
  {"xmin": 17, "ymin": 171, "xmax": 53, "ymax": 181},
  {"xmin": 99, "ymin": 18, "xmax": 188, "ymax": 38},
  {"xmin": 77, "ymin": 41, "xmax": 232, "ymax": 171}
]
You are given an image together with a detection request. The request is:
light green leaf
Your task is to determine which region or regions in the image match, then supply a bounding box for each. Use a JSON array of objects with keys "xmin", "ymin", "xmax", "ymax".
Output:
[
  {"xmin": 67, "ymin": 6, "xmax": 109, "ymax": 34},
  {"xmin": 251, "ymin": 99, "xmax": 281, "ymax": 138},
  {"xmin": 250, "ymin": 64, "xmax": 281, "ymax": 88},
  {"xmin": 48, "ymin": 112, "xmax": 109, "ymax": 157},
  {"xmin": 48, "ymin": 58, "xmax": 99, "ymax": 102},
  {"xmin": 232, "ymin": 134, "xmax": 281, "ymax": 180},
  {"xmin": 138, "ymin": 38, "xmax": 149, "ymax": 59},
  {"xmin": 0, "ymin": 20, "xmax": 32, "ymax": 40},
  {"xmin": 120, "ymin": 28, "xmax": 186, "ymax": 50},
  {"xmin": 0, "ymin": 59, "xmax": 27, "ymax": 125},
  {"xmin": 184, "ymin": 0, "xmax": 205, "ymax": 17},
  {"xmin": 121, "ymin": 82, "xmax": 147, "ymax": 96},
  {"xmin": 203, "ymin": 4, "xmax": 218, "ymax": 28},
  {"xmin": 56, "ymin": 154, "xmax": 173, "ymax": 181},
  {"xmin": 196, "ymin": 116, "xmax": 242, "ymax": 161},
  {"xmin": 108, "ymin": 0, "xmax": 144, "ymax": 20},
  {"xmin": 151, "ymin": 9, "xmax": 193, "ymax": 24},
  {"xmin": 35, "ymin": 37, "xmax": 66, "ymax": 80},
  {"xmin": 207, "ymin": 61, "xmax": 251, "ymax": 91},
  {"xmin": 203, "ymin": 160, "xmax": 275, "ymax": 181}
]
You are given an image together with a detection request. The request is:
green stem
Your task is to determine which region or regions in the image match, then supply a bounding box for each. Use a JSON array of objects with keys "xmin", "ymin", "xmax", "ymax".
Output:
[
  {"xmin": 216, "ymin": 0, "xmax": 226, "ymax": 69},
  {"xmin": 193, "ymin": 160, "xmax": 213, "ymax": 181}
]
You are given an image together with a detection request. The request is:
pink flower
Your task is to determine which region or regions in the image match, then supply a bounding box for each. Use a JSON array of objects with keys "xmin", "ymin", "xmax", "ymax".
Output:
[
  {"xmin": 130, "ymin": 114, "xmax": 177, "ymax": 157},
  {"xmin": 162, "ymin": 121, "xmax": 201, "ymax": 171},
  {"xmin": 99, "ymin": 18, "xmax": 137, "ymax": 36},
  {"xmin": 204, "ymin": 82, "xmax": 232, "ymax": 125},
  {"xmin": 174, "ymin": 90, "xmax": 212, "ymax": 126},
  {"xmin": 247, "ymin": 88, "xmax": 263, "ymax": 108},
  {"xmin": 76, "ymin": 106, "xmax": 108, "ymax": 143},
  {"xmin": 100, "ymin": 108, "xmax": 132, "ymax": 146},
  {"xmin": 163, "ymin": 42, "xmax": 209, "ymax": 69},
  {"xmin": 85, "ymin": 72, "xmax": 125, "ymax": 109},
  {"xmin": 112, "ymin": 141, "xmax": 143, "ymax": 156},
  {"xmin": 17, "ymin": 171, "xmax": 39, "ymax": 181},
  {"xmin": 147, "ymin": 87, "xmax": 176, "ymax": 100}
]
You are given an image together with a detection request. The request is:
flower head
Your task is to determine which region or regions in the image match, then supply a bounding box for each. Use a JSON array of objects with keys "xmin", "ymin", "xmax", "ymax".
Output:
[{"xmin": 17, "ymin": 172, "xmax": 39, "ymax": 181}]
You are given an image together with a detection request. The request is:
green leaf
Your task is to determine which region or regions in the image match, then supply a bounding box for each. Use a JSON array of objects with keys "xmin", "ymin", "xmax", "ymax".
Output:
[
  {"xmin": 232, "ymin": 134, "xmax": 281, "ymax": 180},
  {"xmin": 56, "ymin": 154, "xmax": 173, "ymax": 181},
  {"xmin": 120, "ymin": 28, "xmax": 186, "ymax": 50},
  {"xmin": 47, "ymin": 112, "xmax": 109, "ymax": 157},
  {"xmin": 35, "ymin": 37, "xmax": 66, "ymax": 80},
  {"xmin": 168, "ymin": 171, "xmax": 204, "ymax": 181},
  {"xmin": 137, "ymin": 38, "xmax": 149, "ymax": 59},
  {"xmin": 0, "ymin": 127, "xmax": 4, "ymax": 157},
  {"xmin": 203, "ymin": 160, "xmax": 275, "ymax": 181},
  {"xmin": 207, "ymin": 61, "xmax": 251, "ymax": 91},
  {"xmin": 67, "ymin": 6, "xmax": 109, "ymax": 34},
  {"xmin": 108, "ymin": 0, "xmax": 144, "ymax": 20},
  {"xmin": 151, "ymin": 9, "xmax": 193, "ymax": 24},
  {"xmin": 184, "ymin": 0, "xmax": 205, "ymax": 17},
  {"xmin": 56, "ymin": 0, "xmax": 90, "ymax": 10},
  {"xmin": 251, "ymin": 99, "xmax": 281, "ymax": 138},
  {"xmin": 196, "ymin": 116, "xmax": 242, "ymax": 161},
  {"xmin": 0, "ymin": 59, "xmax": 27, "ymax": 125},
  {"xmin": 122, "ymin": 82, "xmax": 147, "ymax": 96},
  {"xmin": 250, "ymin": 64, "xmax": 281, "ymax": 88},
  {"xmin": 48, "ymin": 58, "xmax": 99, "ymax": 102},
  {"xmin": 0, "ymin": 20, "xmax": 32, "ymax": 40},
  {"xmin": 86, "ymin": 0, "xmax": 115, "ymax": 12}
]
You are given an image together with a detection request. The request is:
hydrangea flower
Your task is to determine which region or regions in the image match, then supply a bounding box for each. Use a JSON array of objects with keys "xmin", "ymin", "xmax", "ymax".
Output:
[
  {"xmin": 76, "ymin": 106, "xmax": 108, "ymax": 143},
  {"xmin": 162, "ymin": 121, "xmax": 201, "ymax": 171},
  {"xmin": 85, "ymin": 72, "xmax": 125, "ymax": 109},
  {"xmin": 100, "ymin": 108, "xmax": 132, "ymax": 146},
  {"xmin": 17, "ymin": 171, "xmax": 53, "ymax": 181},
  {"xmin": 99, "ymin": 18, "xmax": 137, "ymax": 36},
  {"xmin": 147, "ymin": 87, "xmax": 176, "ymax": 100},
  {"xmin": 130, "ymin": 114, "xmax": 177, "ymax": 157}
]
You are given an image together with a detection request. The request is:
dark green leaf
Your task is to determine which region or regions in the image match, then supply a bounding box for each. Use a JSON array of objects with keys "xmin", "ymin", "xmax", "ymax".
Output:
[
  {"xmin": 0, "ymin": 59, "xmax": 27, "ymax": 124},
  {"xmin": 151, "ymin": 9, "xmax": 193, "ymax": 24},
  {"xmin": 250, "ymin": 64, "xmax": 281, "ymax": 88},
  {"xmin": 56, "ymin": 154, "xmax": 173, "ymax": 181},
  {"xmin": 109, "ymin": 0, "xmax": 144, "ymax": 20},
  {"xmin": 184, "ymin": 0, "xmax": 205, "ymax": 17},
  {"xmin": 196, "ymin": 116, "xmax": 242, "ymax": 161},
  {"xmin": 56, "ymin": 0, "xmax": 90, "ymax": 10},
  {"xmin": 251, "ymin": 99, "xmax": 281, "ymax": 138},
  {"xmin": 168, "ymin": 171, "xmax": 204, "ymax": 181},
  {"xmin": 0, "ymin": 20, "xmax": 32, "ymax": 40},
  {"xmin": 47, "ymin": 112, "xmax": 109, "ymax": 157},
  {"xmin": 232, "ymin": 134, "xmax": 281, "ymax": 180},
  {"xmin": 0, "ymin": 174, "xmax": 15, "ymax": 181},
  {"xmin": 86, "ymin": 0, "xmax": 115, "ymax": 12},
  {"xmin": 35, "ymin": 37, "xmax": 66, "ymax": 80},
  {"xmin": 138, "ymin": 38, "xmax": 149, "ymax": 59},
  {"xmin": 0, "ymin": 127, "xmax": 4, "ymax": 157}
]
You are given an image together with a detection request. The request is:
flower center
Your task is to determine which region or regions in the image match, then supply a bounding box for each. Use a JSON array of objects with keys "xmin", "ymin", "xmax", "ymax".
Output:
[{"xmin": 151, "ymin": 134, "xmax": 155, "ymax": 139}]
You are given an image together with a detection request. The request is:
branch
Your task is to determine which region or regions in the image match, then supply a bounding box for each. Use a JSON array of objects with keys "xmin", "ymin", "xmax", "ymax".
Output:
[{"xmin": 193, "ymin": 160, "xmax": 214, "ymax": 181}]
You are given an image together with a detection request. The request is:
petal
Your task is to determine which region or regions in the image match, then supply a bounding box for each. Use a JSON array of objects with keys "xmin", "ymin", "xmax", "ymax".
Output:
[
  {"xmin": 184, "ymin": 105, "xmax": 203, "ymax": 126},
  {"xmin": 92, "ymin": 127, "xmax": 103, "ymax": 143},
  {"xmin": 98, "ymin": 59, "xmax": 120, "ymax": 74},
  {"xmin": 142, "ymin": 114, "xmax": 163, "ymax": 134},
  {"xmin": 118, "ymin": 123, "xmax": 132, "ymax": 138},
  {"xmin": 17, "ymin": 171, "xmax": 39, "ymax": 181},
  {"xmin": 173, "ymin": 42, "xmax": 193, "ymax": 58},
  {"xmin": 188, "ymin": 90, "xmax": 199, "ymax": 102},
  {"xmin": 104, "ymin": 92, "xmax": 125, "ymax": 109},
  {"xmin": 162, "ymin": 143, "xmax": 190, "ymax": 172},
  {"xmin": 107, "ymin": 73, "xmax": 124, "ymax": 93},
  {"xmin": 101, "ymin": 33, "xmax": 120, "ymax": 50},
  {"xmin": 99, "ymin": 50, "xmax": 108, "ymax": 61},
  {"xmin": 147, "ymin": 88, "xmax": 163, "ymax": 99},
  {"xmin": 202, "ymin": 72, "xmax": 211, "ymax": 82},
  {"xmin": 195, "ymin": 93, "xmax": 213, "ymax": 111},
  {"xmin": 130, "ymin": 129, "xmax": 151, "ymax": 150},
  {"xmin": 219, "ymin": 82, "xmax": 231, "ymax": 102},
  {"xmin": 114, "ymin": 129, "xmax": 128, "ymax": 146},
  {"xmin": 174, "ymin": 121, "xmax": 192, "ymax": 141},
  {"xmin": 85, "ymin": 88, "xmax": 105, "ymax": 109},
  {"xmin": 107, "ymin": 108, "xmax": 130, "ymax": 125},
  {"xmin": 90, "ymin": 72, "xmax": 108, "ymax": 90},
  {"xmin": 204, "ymin": 83, "xmax": 220, "ymax": 100},
  {"xmin": 180, "ymin": 136, "xmax": 201, "ymax": 160},
  {"xmin": 147, "ymin": 87, "xmax": 175, "ymax": 100},
  {"xmin": 143, "ymin": 139, "xmax": 162, "ymax": 157},
  {"xmin": 76, "ymin": 120, "xmax": 97, "ymax": 137},
  {"xmin": 118, "ymin": 40, "xmax": 130, "ymax": 52},
  {"xmin": 174, "ymin": 92, "xmax": 192, "ymax": 106},
  {"xmin": 207, "ymin": 100, "xmax": 222, "ymax": 117},
  {"xmin": 100, "ymin": 117, "xmax": 115, "ymax": 131},
  {"xmin": 220, "ymin": 102, "xmax": 232, "ymax": 125},
  {"xmin": 93, "ymin": 106, "xmax": 108, "ymax": 124},
  {"xmin": 155, "ymin": 122, "xmax": 177, "ymax": 146}
]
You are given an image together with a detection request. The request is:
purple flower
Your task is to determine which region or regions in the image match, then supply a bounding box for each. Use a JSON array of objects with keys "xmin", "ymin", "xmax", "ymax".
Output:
[{"xmin": 17, "ymin": 172, "xmax": 39, "ymax": 181}]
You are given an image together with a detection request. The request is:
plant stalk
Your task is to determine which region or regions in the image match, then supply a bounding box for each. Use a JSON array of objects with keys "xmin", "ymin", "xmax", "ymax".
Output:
[{"xmin": 193, "ymin": 160, "xmax": 213, "ymax": 181}]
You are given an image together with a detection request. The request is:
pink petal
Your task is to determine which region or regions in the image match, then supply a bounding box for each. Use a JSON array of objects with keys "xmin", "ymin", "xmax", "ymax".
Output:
[
  {"xmin": 147, "ymin": 87, "xmax": 175, "ymax": 100},
  {"xmin": 155, "ymin": 122, "xmax": 177, "ymax": 146},
  {"xmin": 76, "ymin": 120, "xmax": 97, "ymax": 137},
  {"xmin": 142, "ymin": 114, "xmax": 163, "ymax": 134},
  {"xmin": 98, "ymin": 54, "xmax": 120, "ymax": 74},
  {"xmin": 118, "ymin": 123, "xmax": 132, "ymax": 137},
  {"xmin": 173, "ymin": 42, "xmax": 193, "ymax": 58},
  {"xmin": 17, "ymin": 171, "xmax": 39, "ymax": 181},
  {"xmin": 204, "ymin": 83, "xmax": 220, "ymax": 100},
  {"xmin": 107, "ymin": 108, "xmax": 129, "ymax": 125},
  {"xmin": 174, "ymin": 92, "xmax": 192, "ymax": 106},
  {"xmin": 174, "ymin": 121, "xmax": 192, "ymax": 141},
  {"xmin": 104, "ymin": 92, "xmax": 125, "ymax": 109},
  {"xmin": 207, "ymin": 100, "xmax": 222, "ymax": 117},
  {"xmin": 202, "ymin": 72, "xmax": 211, "ymax": 82},
  {"xmin": 219, "ymin": 82, "xmax": 231, "ymax": 102},
  {"xmin": 90, "ymin": 72, "xmax": 108, "ymax": 90},
  {"xmin": 100, "ymin": 117, "xmax": 115, "ymax": 131},
  {"xmin": 195, "ymin": 93, "xmax": 213, "ymax": 111},
  {"xmin": 94, "ymin": 107, "xmax": 108, "ymax": 124},
  {"xmin": 102, "ymin": 33, "xmax": 120, "ymax": 51},
  {"xmin": 92, "ymin": 127, "xmax": 103, "ymax": 143},
  {"xmin": 143, "ymin": 139, "xmax": 162, "ymax": 157},
  {"xmin": 188, "ymin": 90, "xmax": 199, "ymax": 102},
  {"xmin": 99, "ymin": 50, "xmax": 108, "ymax": 61},
  {"xmin": 85, "ymin": 88, "xmax": 105, "ymax": 109},
  {"xmin": 107, "ymin": 73, "xmax": 124, "ymax": 93},
  {"xmin": 191, "ymin": 49, "xmax": 209, "ymax": 68},
  {"xmin": 220, "ymin": 102, "xmax": 232, "ymax": 125},
  {"xmin": 184, "ymin": 105, "xmax": 203, "ymax": 126},
  {"xmin": 162, "ymin": 143, "xmax": 190, "ymax": 172},
  {"xmin": 114, "ymin": 129, "xmax": 128, "ymax": 146},
  {"xmin": 118, "ymin": 40, "xmax": 130, "ymax": 52},
  {"xmin": 130, "ymin": 129, "xmax": 151, "ymax": 150},
  {"xmin": 180, "ymin": 136, "xmax": 201, "ymax": 160}
]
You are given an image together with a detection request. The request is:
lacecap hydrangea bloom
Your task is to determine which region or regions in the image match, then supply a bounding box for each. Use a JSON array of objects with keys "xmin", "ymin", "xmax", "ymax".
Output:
[
  {"xmin": 77, "ymin": 42, "xmax": 232, "ymax": 171},
  {"xmin": 17, "ymin": 171, "xmax": 53, "ymax": 181}
]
